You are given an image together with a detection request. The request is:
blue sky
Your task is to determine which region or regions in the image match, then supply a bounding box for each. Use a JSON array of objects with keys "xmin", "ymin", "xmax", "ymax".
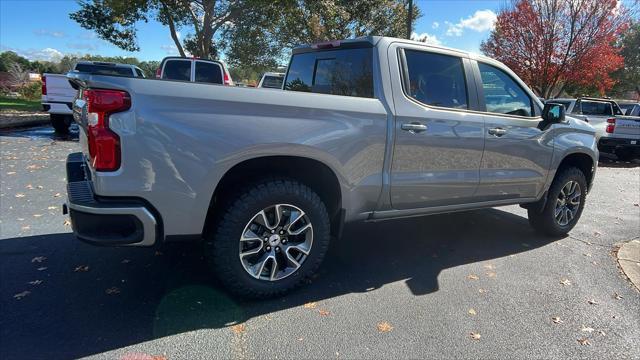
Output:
[{"xmin": 1, "ymin": 0, "xmax": 512, "ymax": 63}]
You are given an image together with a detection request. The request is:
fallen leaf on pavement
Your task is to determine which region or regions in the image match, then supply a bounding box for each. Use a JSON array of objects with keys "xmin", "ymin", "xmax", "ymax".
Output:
[
  {"xmin": 31, "ymin": 256, "xmax": 46, "ymax": 263},
  {"xmin": 15, "ymin": 193, "xmax": 25, "ymax": 198},
  {"xmin": 74, "ymin": 265, "xmax": 90, "ymax": 272},
  {"xmin": 230, "ymin": 324, "xmax": 245, "ymax": 334},
  {"xmin": 560, "ymin": 279, "xmax": 571, "ymax": 286},
  {"xmin": 581, "ymin": 327, "xmax": 595, "ymax": 333},
  {"xmin": 105, "ymin": 287, "xmax": 121, "ymax": 295},
  {"xmin": 634, "ymin": 203, "xmax": 639, "ymax": 207},
  {"xmin": 613, "ymin": 293, "xmax": 623, "ymax": 300},
  {"xmin": 47, "ymin": 206, "xmax": 57, "ymax": 210},
  {"xmin": 593, "ymin": 231, "xmax": 601, "ymax": 237},
  {"xmin": 577, "ymin": 338, "xmax": 591, "ymax": 346},
  {"xmin": 483, "ymin": 264, "xmax": 495, "ymax": 270},
  {"xmin": 468, "ymin": 308, "xmax": 477, "ymax": 316},
  {"xmin": 28, "ymin": 280, "xmax": 43, "ymax": 285},
  {"xmin": 598, "ymin": 330, "xmax": 606, "ymax": 336},
  {"xmin": 552, "ymin": 317, "xmax": 563, "ymax": 324},
  {"xmin": 21, "ymin": 225, "xmax": 31, "ymax": 231},
  {"xmin": 470, "ymin": 332, "xmax": 481, "ymax": 340},
  {"xmin": 14, "ymin": 291, "xmax": 31, "ymax": 300},
  {"xmin": 486, "ymin": 272, "xmax": 496, "ymax": 278},
  {"xmin": 467, "ymin": 274, "xmax": 479, "ymax": 280},
  {"xmin": 318, "ymin": 309, "xmax": 330, "ymax": 316},
  {"xmin": 297, "ymin": 337, "xmax": 303, "ymax": 341},
  {"xmin": 54, "ymin": 193, "xmax": 61, "ymax": 198},
  {"xmin": 303, "ymin": 302, "xmax": 317, "ymax": 309},
  {"xmin": 587, "ymin": 299, "xmax": 599, "ymax": 305},
  {"xmin": 6, "ymin": 171, "xmax": 16, "ymax": 175},
  {"xmin": 377, "ymin": 322, "xmax": 393, "ymax": 333},
  {"xmin": 63, "ymin": 220, "xmax": 71, "ymax": 226},
  {"xmin": 33, "ymin": 214, "xmax": 43, "ymax": 218},
  {"xmin": 478, "ymin": 288, "xmax": 487, "ymax": 294}
]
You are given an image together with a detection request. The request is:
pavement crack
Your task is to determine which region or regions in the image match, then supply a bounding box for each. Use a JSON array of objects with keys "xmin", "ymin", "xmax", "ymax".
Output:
[{"xmin": 567, "ymin": 235, "xmax": 615, "ymax": 249}]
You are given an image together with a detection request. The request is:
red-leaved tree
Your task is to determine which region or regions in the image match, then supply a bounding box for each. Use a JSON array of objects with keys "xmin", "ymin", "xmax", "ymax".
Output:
[{"xmin": 481, "ymin": 0, "xmax": 629, "ymax": 98}]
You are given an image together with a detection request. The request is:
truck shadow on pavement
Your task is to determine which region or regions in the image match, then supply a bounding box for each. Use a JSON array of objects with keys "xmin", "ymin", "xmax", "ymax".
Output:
[{"xmin": 0, "ymin": 208, "xmax": 557, "ymax": 359}]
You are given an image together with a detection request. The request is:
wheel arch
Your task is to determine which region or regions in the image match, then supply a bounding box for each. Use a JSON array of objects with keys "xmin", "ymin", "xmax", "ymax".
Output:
[
  {"xmin": 556, "ymin": 152, "xmax": 596, "ymax": 191},
  {"xmin": 202, "ymin": 155, "xmax": 344, "ymax": 239}
]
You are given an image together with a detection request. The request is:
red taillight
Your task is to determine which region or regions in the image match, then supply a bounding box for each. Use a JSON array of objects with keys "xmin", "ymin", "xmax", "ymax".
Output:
[
  {"xmin": 83, "ymin": 89, "xmax": 130, "ymax": 171},
  {"xmin": 41, "ymin": 75, "xmax": 47, "ymax": 95},
  {"xmin": 606, "ymin": 118, "xmax": 616, "ymax": 133},
  {"xmin": 155, "ymin": 67, "xmax": 162, "ymax": 78},
  {"xmin": 223, "ymin": 71, "xmax": 231, "ymax": 86}
]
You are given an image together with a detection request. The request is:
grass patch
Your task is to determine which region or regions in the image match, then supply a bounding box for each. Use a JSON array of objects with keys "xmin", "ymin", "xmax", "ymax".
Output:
[{"xmin": 0, "ymin": 97, "xmax": 41, "ymax": 112}]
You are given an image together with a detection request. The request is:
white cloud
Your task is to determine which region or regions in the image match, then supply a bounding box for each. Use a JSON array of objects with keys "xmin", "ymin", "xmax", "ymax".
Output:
[
  {"xmin": 160, "ymin": 44, "xmax": 191, "ymax": 56},
  {"xmin": 446, "ymin": 9, "xmax": 497, "ymax": 37},
  {"xmin": 33, "ymin": 29, "xmax": 65, "ymax": 38},
  {"xmin": 67, "ymin": 43, "xmax": 99, "ymax": 51},
  {"xmin": 432, "ymin": 21, "xmax": 439, "ymax": 29},
  {"xmin": 411, "ymin": 32, "xmax": 442, "ymax": 46}
]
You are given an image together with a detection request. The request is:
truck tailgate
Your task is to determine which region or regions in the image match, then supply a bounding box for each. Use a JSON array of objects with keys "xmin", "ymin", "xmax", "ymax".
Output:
[
  {"xmin": 614, "ymin": 117, "xmax": 640, "ymax": 136},
  {"xmin": 44, "ymin": 74, "xmax": 76, "ymax": 103}
]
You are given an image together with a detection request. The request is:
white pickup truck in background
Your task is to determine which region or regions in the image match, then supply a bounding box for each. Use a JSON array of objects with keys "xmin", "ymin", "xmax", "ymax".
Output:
[
  {"xmin": 549, "ymin": 97, "xmax": 640, "ymax": 160},
  {"xmin": 42, "ymin": 61, "xmax": 146, "ymax": 133}
]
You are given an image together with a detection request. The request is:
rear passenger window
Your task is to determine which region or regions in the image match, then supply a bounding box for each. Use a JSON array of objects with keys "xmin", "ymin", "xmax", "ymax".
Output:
[
  {"xmin": 284, "ymin": 48, "xmax": 373, "ymax": 98},
  {"xmin": 403, "ymin": 50, "xmax": 468, "ymax": 109},
  {"xmin": 162, "ymin": 60, "xmax": 191, "ymax": 81},
  {"xmin": 195, "ymin": 61, "xmax": 223, "ymax": 84},
  {"xmin": 478, "ymin": 63, "xmax": 532, "ymax": 117}
]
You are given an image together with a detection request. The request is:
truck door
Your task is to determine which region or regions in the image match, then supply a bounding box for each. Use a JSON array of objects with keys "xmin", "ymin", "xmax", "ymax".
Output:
[
  {"xmin": 388, "ymin": 45, "xmax": 485, "ymax": 209},
  {"xmin": 472, "ymin": 61, "xmax": 554, "ymax": 201}
]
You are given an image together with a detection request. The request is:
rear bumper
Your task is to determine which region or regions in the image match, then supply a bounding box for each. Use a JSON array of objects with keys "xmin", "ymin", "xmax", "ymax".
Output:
[
  {"xmin": 65, "ymin": 152, "xmax": 158, "ymax": 246},
  {"xmin": 598, "ymin": 137, "xmax": 640, "ymax": 154},
  {"xmin": 42, "ymin": 102, "xmax": 72, "ymax": 115}
]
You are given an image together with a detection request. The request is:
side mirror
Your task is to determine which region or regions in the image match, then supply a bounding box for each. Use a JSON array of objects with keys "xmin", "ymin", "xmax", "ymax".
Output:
[{"xmin": 543, "ymin": 102, "xmax": 566, "ymax": 123}]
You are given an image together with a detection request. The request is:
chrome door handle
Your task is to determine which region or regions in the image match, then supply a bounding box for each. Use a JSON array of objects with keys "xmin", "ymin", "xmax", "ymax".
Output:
[
  {"xmin": 488, "ymin": 127, "xmax": 507, "ymax": 136},
  {"xmin": 401, "ymin": 122, "xmax": 427, "ymax": 133}
]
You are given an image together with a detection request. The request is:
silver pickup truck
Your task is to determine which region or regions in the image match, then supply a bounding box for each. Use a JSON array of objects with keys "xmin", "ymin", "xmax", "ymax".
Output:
[{"xmin": 65, "ymin": 36, "xmax": 598, "ymax": 298}]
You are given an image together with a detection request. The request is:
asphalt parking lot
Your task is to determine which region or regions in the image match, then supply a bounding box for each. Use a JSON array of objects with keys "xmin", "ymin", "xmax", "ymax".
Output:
[{"xmin": 1, "ymin": 125, "xmax": 639, "ymax": 360}]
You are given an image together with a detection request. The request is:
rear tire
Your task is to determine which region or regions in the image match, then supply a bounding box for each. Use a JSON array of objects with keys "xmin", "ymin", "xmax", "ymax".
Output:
[
  {"xmin": 205, "ymin": 178, "xmax": 331, "ymax": 299},
  {"xmin": 528, "ymin": 167, "xmax": 587, "ymax": 237},
  {"xmin": 50, "ymin": 114, "xmax": 70, "ymax": 134}
]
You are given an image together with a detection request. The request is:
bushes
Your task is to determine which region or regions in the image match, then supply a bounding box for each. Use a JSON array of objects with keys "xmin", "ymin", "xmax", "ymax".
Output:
[{"xmin": 18, "ymin": 81, "xmax": 41, "ymax": 100}]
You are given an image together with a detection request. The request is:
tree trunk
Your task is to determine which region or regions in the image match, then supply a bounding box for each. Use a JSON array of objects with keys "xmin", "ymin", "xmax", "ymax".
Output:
[{"xmin": 167, "ymin": 14, "xmax": 186, "ymax": 57}]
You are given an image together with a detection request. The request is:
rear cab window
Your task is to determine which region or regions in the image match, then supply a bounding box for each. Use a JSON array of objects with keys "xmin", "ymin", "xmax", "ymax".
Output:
[
  {"xmin": 74, "ymin": 64, "xmax": 134, "ymax": 77},
  {"xmin": 162, "ymin": 59, "xmax": 191, "ymax": 81},
  {"xmin": 194, "ymin": 61, "xmax": 223, "ymax": 84},
  {"xmin": 261, "ymin": 75, "xmax": 284, "ymax": 89},
  {"xmin": 284, "ymin": 46, "xmax": 374, "ymax": 98}
]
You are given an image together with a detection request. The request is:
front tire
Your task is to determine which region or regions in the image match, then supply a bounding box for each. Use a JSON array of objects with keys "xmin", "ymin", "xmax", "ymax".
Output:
[
  {"xmin": 50, "ymin": 114, "xmax": 70, "ymax": 134},
  {"xmin": 205, "ymin": 178, "xmax": 331, "ymax": 298},
  {"xmin": 528, "ymin": 167, "xmax": 587, "ymax": 237}
]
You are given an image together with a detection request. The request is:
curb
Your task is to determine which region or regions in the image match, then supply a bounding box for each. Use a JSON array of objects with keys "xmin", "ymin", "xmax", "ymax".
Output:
[
  {"xmin": 617, "ymin": 239, "xmax": 640, "ymax": 291},
  {"xmin": 0, "ymin": 111, "xmax": 50, "ymax": 130}
]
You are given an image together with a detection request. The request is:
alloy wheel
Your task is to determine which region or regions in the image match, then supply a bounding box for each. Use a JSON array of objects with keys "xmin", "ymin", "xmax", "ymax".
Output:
[{"xmin": 554, "ymin": 180, "xmax": 581, "ymax": 226}]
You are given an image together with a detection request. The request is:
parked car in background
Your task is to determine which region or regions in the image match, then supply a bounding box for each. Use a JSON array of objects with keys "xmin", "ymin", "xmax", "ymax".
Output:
[
  {"xmin": 156, "ymin": 57, "xmax": 233, "ymax": 86},
  {"xmin": 547, "ymin": 97, "xmax": 640, "ymax": 160},
  {"xmin": 258, "ymin": 72, "xmax": 285, "ymax": 89},
  {"xmin": 617, "ymin": 101, "xmax": 640, "ymax": 117},
  {"xmin": 42, "ymin": 61, "xmax": 145, "ymax": 133},
  {"xmin": 66, "ymin": 36, "xmax": 598, "ymax": 298}
]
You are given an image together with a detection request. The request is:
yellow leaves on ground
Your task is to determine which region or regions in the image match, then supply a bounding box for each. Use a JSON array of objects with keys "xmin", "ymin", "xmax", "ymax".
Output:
[
  {"xmin": 470, "ymin": 332, "xmax": 481, "ymax": 340},
  {"xmin": 303, "ymin": 302, "xmax": 317, "ymax": 309},
  {"xmin": 377, "ymin": 322, "xmax": 393, "ymax": 333},
  {"xmin": 230, "ymin": 324, "xmax": 246, "ymax": 334},
  {"xmin": 468, "ymin": 308, "xmax": 477, "ymax": 316}
]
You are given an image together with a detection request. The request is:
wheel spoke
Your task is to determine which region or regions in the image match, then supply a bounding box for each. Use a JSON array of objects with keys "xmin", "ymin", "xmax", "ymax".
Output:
[
  {"xmin": 288, "ymin": 223, "xmax": 312, "ymax": 236},
  {"xmin": 240, "ymin": 241, "xmax": 263, "ymax": 258},
  {"xmin": 565, "ymin": 208, "xmax": 574, "ymax": 223},
  {"xmin": 239, "ymin": 203, "xmax": 314, "ymax": 282},
  {"xmin": 241, "ymin": 229, "xmax": 262, "ymax": 242},
  {"xmin": 555, "ymin": 206, "xmax": 563, "ymax": 220}
]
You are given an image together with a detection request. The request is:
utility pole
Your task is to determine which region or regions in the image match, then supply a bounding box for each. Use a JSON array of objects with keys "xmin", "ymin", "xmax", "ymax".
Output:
[{"xmin": 406, "ymin": 0, "xmax": 413, "ymax": 39}]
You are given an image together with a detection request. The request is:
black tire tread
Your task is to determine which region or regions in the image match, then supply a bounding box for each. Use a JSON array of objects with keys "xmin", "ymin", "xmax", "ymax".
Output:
[
  {"xmin": 205, "ymin": 178, "xmax": 330, "ymax": 299},
  {"xmin": 528, "ymin": 166, "xmax": 587, "ymax": 237}
]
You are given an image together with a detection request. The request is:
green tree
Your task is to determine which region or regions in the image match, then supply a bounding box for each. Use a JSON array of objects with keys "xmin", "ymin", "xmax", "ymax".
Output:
[
  {"xmin": 0, "ymin": 51, "xmax": 31, "ymax": 72},
  {"xmin": 610, "ymin": 22, "xmax": 640, "ymax": 98},
  {"xmin": 70, "ymin": 0, "xmax": 419, "ymax": 68}
]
